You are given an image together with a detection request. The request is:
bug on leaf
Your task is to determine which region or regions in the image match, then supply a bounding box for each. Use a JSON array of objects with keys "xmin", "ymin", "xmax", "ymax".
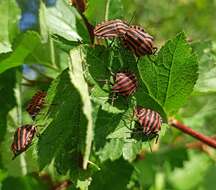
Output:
[
  {"xmin": 11, "ymin": 125, "xmax": 37, "ymax": 159},
  {"xmin": 132, "ymin": 106, "xmax": 162, "ymax": 142},
  {"xmin": 94, "ymin": 19, "xmax": 129, "ymax": 39},
  {"xmin": 112, "ymin": 72, "xmax": 138, "ymax": 96},
  {"xmin": 26, "ymin": 90, "xmax": 47, "ymax": 119},
  {"xmin": 122, "ymin": 25, "xmax": 156, "ymax": 57}
]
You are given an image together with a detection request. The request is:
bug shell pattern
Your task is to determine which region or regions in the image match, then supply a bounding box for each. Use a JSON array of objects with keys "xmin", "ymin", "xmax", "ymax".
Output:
[
  {"xmin": 122, "ymin": 25, "xmax": 156, "ymax": 57},
  {"xmin": 11, "ymin": 125, "xmax": 36, "ymax": 159},
  {"xmin": 112, "ymin": 72, "xmax": 138, "ymax": 96},
  {"xmin": 26, "ymin": 90, "xmax": 47, "ymax": 119},
  {"xmin": 134, "ymin": 107, "xmax": 162, "ymax": 137},
  {"xmin": 94, "ymin": 19, "xmax": 129, "ymax": 39}
]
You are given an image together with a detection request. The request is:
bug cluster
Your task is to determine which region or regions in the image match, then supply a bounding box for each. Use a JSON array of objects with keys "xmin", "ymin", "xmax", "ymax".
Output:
[
  {"xmin": 11, "ymin": 91, "xmax": 46, "ymax": 159},
  {"xmin": 94, "ymin": 19, "xmax": 156, "ymax": 57},
  {"xmin": 94, "ymin": 19, "xmax": 163, "ymax": 143}
]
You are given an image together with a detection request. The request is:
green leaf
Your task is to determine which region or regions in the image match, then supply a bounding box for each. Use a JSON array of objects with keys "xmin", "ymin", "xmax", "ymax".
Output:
[
  {"xmin": 0, "ymin": 0, "xmax": 20, "ymax": 53},
  {"xmin": 89, "ymin": 158, "xmax": 133, "ymax": 190},
  {"xmin": 134, "ymin": 88, "xmax": 167, "ymax": 122},
  {"xmin": 107, "ymin": 0, "xmax": 124, "ymax": 20},
  {"xmin": 122, "ymin": 141, "xmax": 142, "ymax": 162},
  {"xmin": 98, "ymin": 139, "xmax": 124, "ymax": 162},
  {"xmin": 168, "ymin": 152, "xmax": 211, "ymax": 190},
  {"xmin": 84, "ymin": 0, "xmax": 106, "ymax": 24},
  {"xmin": 37, "ymin": 69, "xmax": 88, "ymax": 177},
  {"xmin": 181, "ymin": 93, "xmax": 216, "ymax": 134},
  {"xmin": 69, "ymin": 46, "xmax": 94, "ymax": 169},
  {"xmin": 39, "ymin": 0, "xmax": 88, "ymax": 42},
  {"xmin": 85, "ymin": 0, "xmax": 124, "ymax": 25},
  {"xmin": 85, "ymin": 45, "xmax": 111, "ymax": 85},
  {"xmin": 94, "ymin": 109, "xmax": 123, "ymax": 152},
  {"xmin": 0, "ymin": 69, "xmax": 16, "ymax": 142},
  {"xmin": 95, "ymin": 106, "xmax": 142, "ymax": 162},
  {"xmin": 0, "ymin": 31, "xmax": 41, "ymax": 74},
  {"xmin": 133, "ymin": 147, "xmax": 188, "ymax": 188},
  {"xmin": 192, "ymin": 41, "xmax": 216, "ymax": 93},
  {"xmin": 1, "ymin": 175, "xmax": 48, "ymax": 190},
  {"xmin": 138, "ymin": 32, "xmax": 198, "ymax": 114},
  {"xmin": 201, "ymin": 165, "xmax": 216, "ymax": 190}
]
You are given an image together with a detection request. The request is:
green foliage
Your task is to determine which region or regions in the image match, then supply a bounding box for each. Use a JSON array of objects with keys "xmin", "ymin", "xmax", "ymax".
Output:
[
  {"xmin": 85, "ymin": 0, "xmax": 124, "ymax": 24},
  {"xmin": 138, "ymin": 32, "xmax": 198, "ymax": 114},
  {"xmin": 133, "ymin": 147, "xmax": 188, "ymax": 188},
  {"xmin": 0, "ymin": 69, "xmax": 16, "ymax": 141},
  {"xmin": 0, "ymin": 0, "xmax": 20, "ymax": 53},
  {"xmin": 89, "ymin": 158, "xmax": 133, "ymax": 190},
  {"xmin": 0, "ymin": 0, "xmax": 216, "ymax": 189},
  {"xmin": 1, "ymin": 175, "xmax": 49, "ymax": 190},
  {"xmin": 39, "ymin": 0, "xmax": 88, "ymax": 42},
  {"xmin": 192, "ymin": 41, "xmax": 216, "ymax": 93},
  {"xmin": 168, "ymin": 152, "xmax": 211, "ymax": 190},
  {"xmin": 0, "ymin": 32, "xmax": 41, "ymax": 74},
  {"xmin": 37, "ymin": 69, "xmax": 87, "ymax": 175}
]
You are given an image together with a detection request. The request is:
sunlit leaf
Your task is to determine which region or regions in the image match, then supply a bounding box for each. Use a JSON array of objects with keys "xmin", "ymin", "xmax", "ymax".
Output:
[
  {"xmin": 0, "ymin": 0, "xmax": 20, "ymax": 53},
  {"xmin": 138, "ymin": 32, "xmax": 198, "ymax": 114}
]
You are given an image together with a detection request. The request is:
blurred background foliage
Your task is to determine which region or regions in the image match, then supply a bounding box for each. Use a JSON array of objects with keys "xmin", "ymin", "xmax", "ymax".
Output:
[{"xmin": 0, "ymin": 0, "xmax": 216, "ymax": 189}]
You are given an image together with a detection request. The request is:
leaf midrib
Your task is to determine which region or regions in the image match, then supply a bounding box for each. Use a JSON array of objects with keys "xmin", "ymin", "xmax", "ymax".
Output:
[{"xmin": 162, "ymin": 36, "xmax": 180, "ymax": 107}]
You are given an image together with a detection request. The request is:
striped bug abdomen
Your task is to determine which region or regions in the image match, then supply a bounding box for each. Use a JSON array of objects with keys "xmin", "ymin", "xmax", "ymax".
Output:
[
  {"xmin": 94, "ymin": 19, "xmax": 129, "ymax": 39},
  {"xmin": 26, "ymin": 90, "xmax": 47, "ymax": 119},
  {"xmin": 122, "ymin": 25, "xmax": 155, "ymax": 57},
  {"xmin": 112, "ymin": 72, "xmax": 138, "ymax": 96},
  {"xmin": 134, "ymin": 107, "xmax": 162, "ymax": 137},
  {"xmin": 11, "ymin": 125, "xmax": 36, "ymax": 159}
]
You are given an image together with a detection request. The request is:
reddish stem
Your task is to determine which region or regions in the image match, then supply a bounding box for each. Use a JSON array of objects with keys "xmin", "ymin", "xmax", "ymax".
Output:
[{"xmin": 169, "ymin": 118, "xmax": 216, "ymax": 149}]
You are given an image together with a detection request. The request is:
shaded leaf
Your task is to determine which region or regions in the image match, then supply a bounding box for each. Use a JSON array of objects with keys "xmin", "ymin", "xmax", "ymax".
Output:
[
  {"xmin": 89, "ymin": 158, "xmax": 133, "ymax": 190},
  {"xmin": 0, "ymin": 31, "xmax": 41, "ymax": 74},
  {"xmin": 37, "ymin": 69, "xmax": 88, "ymax": 181},
  {"xmin": 2, "ymin": 175, "xmax": 48, "ymax": 190},
  {"xmin": 0, "ymin": 69, "xmax": 16, "ymax": 142}
]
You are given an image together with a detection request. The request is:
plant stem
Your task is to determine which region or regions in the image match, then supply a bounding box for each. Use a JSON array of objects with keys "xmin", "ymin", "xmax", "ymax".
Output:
[
  {"xmin": 105, "ymin": 0, "xmax": 110, "ymax": 21},
  {"xmin": 169, "ymin": 118, "xmax": 216, "ymax": 149},
  {"xmin": 49, "ymin": 35, "xmax": 59, "ymax": 69},
  {"xmin": 15, "ymin": 70, "xmax": 27, "ymax": 175}
]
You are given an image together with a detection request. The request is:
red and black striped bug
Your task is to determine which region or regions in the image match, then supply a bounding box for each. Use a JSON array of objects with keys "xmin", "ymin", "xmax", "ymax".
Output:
[
  {"xmin": 94, "ymin": 19, "xmax": 129, "ymax": 39},
  {"xmin": 26, "ymin": 90, "xmax": 47, "ymax": 119},
  {"xmin": 112, "ymin": 72, "xmax": 138, "ymax": 96},
  {"xmin": 122, "ymin": 25, "xmax": 156, "ymax": 57},
  {"xmin": 132, "ymin": 106, "xmax": 162, "ymax": 142},
  {"xmin": 11, "ymin": 125, "xmax": 37, "ymax": 159}
]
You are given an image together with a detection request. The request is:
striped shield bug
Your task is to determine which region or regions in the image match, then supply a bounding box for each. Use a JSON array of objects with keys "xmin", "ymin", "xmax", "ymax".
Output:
[
  {"xmin": 112, "ymin": 72, "xmax": 138, "ymax": 96},
  {"xmin": 11, "ymin": 125, "xmax": 37, "ymax": 159},
  {"xmin": 122, "ymin": 25, "xmax": 156, "ymax": 57},
  {"xmin": 26, "ymin": 90, "xmax": 47, "ymax": 119},
  {"xmin": 94, "ymin": 19, "xmax": 129, "ymax": 39},
  {"xmin": 132, "ymin": 106, "xmax": 162, "ymax": 142}
]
